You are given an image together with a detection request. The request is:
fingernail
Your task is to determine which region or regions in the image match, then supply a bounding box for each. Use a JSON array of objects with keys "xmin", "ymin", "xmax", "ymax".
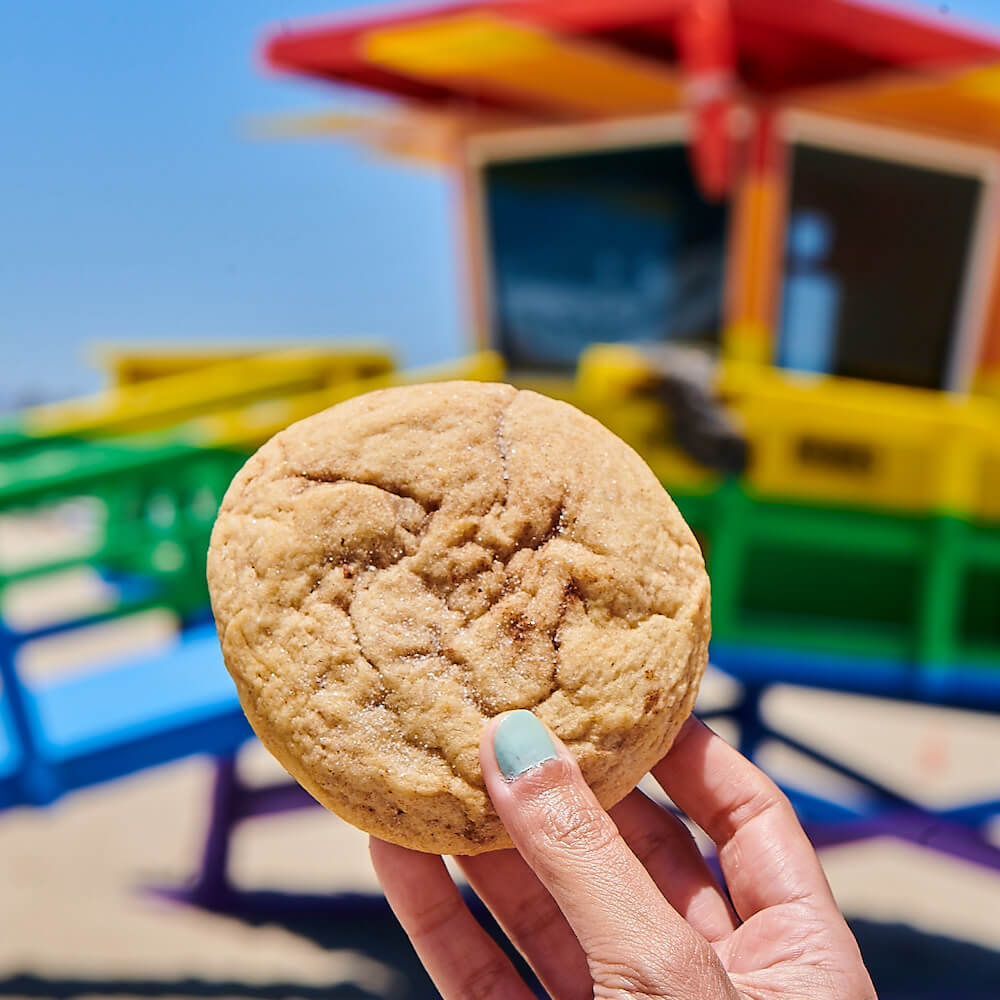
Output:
[{"xmin": 494, "ymin": 710, "xmax": 557, "ymax": 779}]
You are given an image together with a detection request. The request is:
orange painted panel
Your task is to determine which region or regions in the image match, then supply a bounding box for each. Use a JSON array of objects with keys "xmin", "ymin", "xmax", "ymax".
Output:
[
  {"xmin": 725, "ymin": 110, "xmax": 786, "ymax": 363},
  {"xmin": 803, "ymin": 65, "xmax": 1000, "ymax": 148}
]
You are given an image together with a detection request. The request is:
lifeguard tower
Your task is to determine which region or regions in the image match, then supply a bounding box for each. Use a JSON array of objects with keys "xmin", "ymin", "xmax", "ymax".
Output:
[{"xmin": 263, "ymin": 0, "xmax": 1000, "ymax": 707}]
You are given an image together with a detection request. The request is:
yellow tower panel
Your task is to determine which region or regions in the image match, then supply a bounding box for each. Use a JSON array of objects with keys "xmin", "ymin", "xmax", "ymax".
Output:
[{"xmin": 362, "ymin": 13, "xmax": 681, "ymax": 116}]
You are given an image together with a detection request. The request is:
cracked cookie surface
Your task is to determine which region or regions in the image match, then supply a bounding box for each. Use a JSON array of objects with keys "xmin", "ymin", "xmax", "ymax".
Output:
[{"xmin": 207, "ymin": 381, "xmax": 710, "ymax": 855}]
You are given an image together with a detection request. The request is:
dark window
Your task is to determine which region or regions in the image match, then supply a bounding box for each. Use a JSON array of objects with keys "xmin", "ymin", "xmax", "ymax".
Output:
[
  {"xmin": 778, "ymin": 144, "xmax": 982, "ymax": 390},
  {"xmin": 483, "ymin": 143, "xmax": 729, "ymax": 371}
]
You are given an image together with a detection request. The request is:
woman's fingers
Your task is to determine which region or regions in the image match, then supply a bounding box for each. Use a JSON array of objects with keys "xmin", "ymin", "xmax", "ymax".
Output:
[
  {"xmin": 482, "ymin": 711, "xmax": 737, "ymax": 999},
  {"xmin": 458, "ymin": 793, "xmax": 737, "ymax": 997},
  {"xmin": 610, "ymin": 789, "xmax": 738, "ymax": 942},
  {"xmin": 369, "ymin": 838, "xmax": 536, "ymax": 1000},
  {"xmin": 652, "ymin": 717, "xmax": 838, "ymax": 921},
  {"xmin": 458, "ymin": 848, "xmax": 593, "ymax": 1000}
]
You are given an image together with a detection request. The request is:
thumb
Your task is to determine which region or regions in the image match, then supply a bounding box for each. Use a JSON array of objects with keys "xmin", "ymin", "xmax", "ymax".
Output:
[{"xmin": 480, "ymin": 710, "xmax": 736, "ymax": 999}]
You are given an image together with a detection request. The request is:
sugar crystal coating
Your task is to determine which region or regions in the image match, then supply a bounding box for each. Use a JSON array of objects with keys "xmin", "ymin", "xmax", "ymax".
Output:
[{"xmin": 207, "ymin": 381, "xmax": 710, "ymax": 854}]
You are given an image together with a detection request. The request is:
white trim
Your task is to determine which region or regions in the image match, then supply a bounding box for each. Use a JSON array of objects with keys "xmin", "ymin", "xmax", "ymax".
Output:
[
  {"xmin": 779, "ymin": 110, "xmax": 1000, "ymax": 394},
  {"xmin": 684, "ymin": 70, "xmax": 736, "ymax": 105},
  {"xmin": 782, "ymin": 109, "xmax": 999, "ymax": 179},
  {"xmin": 461, "ymin": 157, "xmax": 496, "ymax": 348},
  {"xmin": 465, "ymin": 112, "xmax": 689, "ymax": 166},
  {"xmin": 948, "ymin": 173, "xmax": 1000, "ymax": 393}
]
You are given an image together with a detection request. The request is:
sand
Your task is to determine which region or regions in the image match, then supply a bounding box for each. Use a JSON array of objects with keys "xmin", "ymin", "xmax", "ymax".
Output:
[{"xmin": 1, "ymin": 667, "xmax": 999, "ymax": 999}]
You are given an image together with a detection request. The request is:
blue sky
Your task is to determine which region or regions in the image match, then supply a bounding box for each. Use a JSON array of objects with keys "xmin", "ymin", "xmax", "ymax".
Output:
[{"xmin": 2, "ymin": 0, "xmax": 1000, "ymax": 404}]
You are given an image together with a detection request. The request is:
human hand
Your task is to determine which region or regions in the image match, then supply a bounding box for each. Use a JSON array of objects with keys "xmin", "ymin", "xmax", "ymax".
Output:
[{"xmin": 370, "ymin": 711, "xmax": 877, "ymax": 999}]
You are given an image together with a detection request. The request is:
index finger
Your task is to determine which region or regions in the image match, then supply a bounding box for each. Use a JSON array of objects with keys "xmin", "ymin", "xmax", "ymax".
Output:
[{"xmin": 651, "ymin": 717, "xmax": 838, "ymax": 920}]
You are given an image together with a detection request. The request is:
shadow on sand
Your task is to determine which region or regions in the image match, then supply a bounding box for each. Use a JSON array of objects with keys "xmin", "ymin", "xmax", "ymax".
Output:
[
  {"xmin": 3, "ymin": 907, "xmax": 998, "ymax": 999},
  {"xmin": 850, "ymin": 918, "xmax": 1000, "ymax": 1000}
]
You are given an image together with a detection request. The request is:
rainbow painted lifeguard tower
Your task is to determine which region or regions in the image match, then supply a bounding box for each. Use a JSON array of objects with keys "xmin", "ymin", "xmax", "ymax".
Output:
[
  {"xmin": 2, "ymin": 0, "xmax": 1000, "ymax": 894},
  {"xmin": 263, "ymin": 0, "xmax": 1000, "ymax": 705}
]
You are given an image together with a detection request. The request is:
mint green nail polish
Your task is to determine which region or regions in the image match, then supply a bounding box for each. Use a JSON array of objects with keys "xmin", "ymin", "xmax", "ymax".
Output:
[{"xmin": 494, "ymin": 710, "xmax": 557, "ymax": 779}]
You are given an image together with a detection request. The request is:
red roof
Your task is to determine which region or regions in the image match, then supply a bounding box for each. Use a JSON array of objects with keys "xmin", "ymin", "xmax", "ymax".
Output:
[{"xmin": 265, "ymin": 0, "xmax": 1000, "ymax": 107}]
